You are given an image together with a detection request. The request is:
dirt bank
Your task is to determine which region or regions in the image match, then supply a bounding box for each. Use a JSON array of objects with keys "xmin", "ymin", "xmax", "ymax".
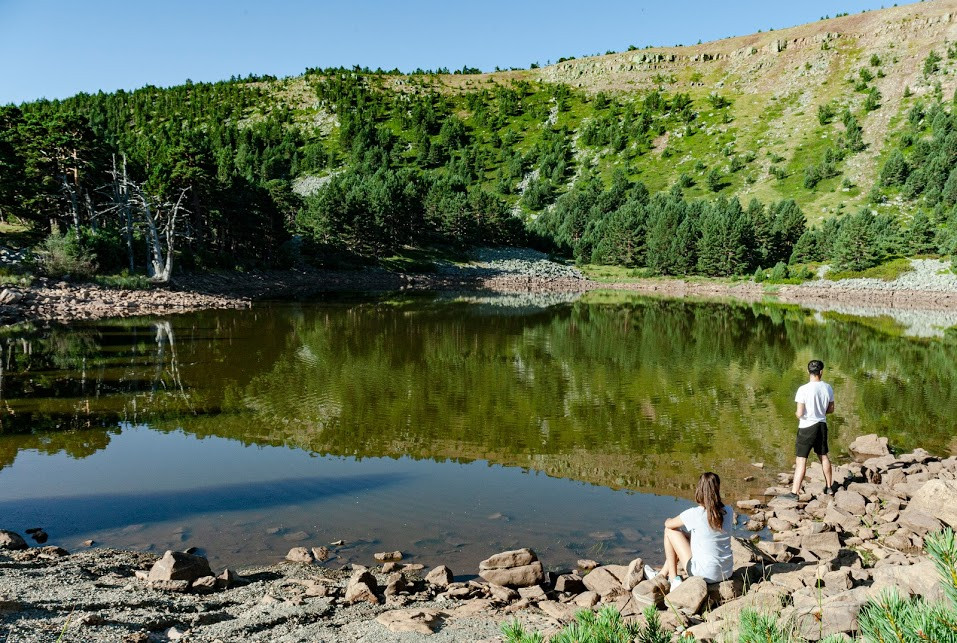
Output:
[{"xmin": 2, "ymin": 436, "xmax": 954, "ymax": 642}]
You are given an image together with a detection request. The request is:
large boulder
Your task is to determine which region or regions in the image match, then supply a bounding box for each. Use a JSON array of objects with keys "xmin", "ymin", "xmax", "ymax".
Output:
[
  {"xmin": 801, "ymin": 531, "xmax": 841, "ymax": 558},
  {"xmin": 0, "ymin": 531, "xmax": 27, "ymax": 551},
  {"xmin": 147, "ymin": 551, "xmax": 212, "ymax": 583},
  {"xmin": 582, "ymin": 566, "xmax": 626, "ymax": 598},
  {"xmin": 479, "ymin": 548, "xmax": 537, "ymax": 570},
  {"xmin": 345, "ymin": 570, "xmax": 380, "ymax": 604},
  {"xmin": 666, "ymin": 576, "xmax": 708, "ymax": 614},
  {"xmin": 872, "ymin": 560, "xmax": 944, "ymax": 602},
  {"xmin": 905, "ymin": 480, "xmax": 957, "ymax": 530},
  {"xmin": 793, "ymin": 596, "xmax": 865, "ymax": 640},
  {"xmin": 849, "ymin": 434, "xmax": 890, "ymax": 458},
  {"xmin": 425, "ymin": 565, "xmax": 453, "ymax": 589},
  {"xmin": 478, "ymin": 548, "xmax": 544, "ymax": 588},
  {"xmin": 834, "ymin": 490, "xmax": 866, "ymax": 515},
  {"xmin": 479, "ymin": 562, "xmax": 544, "ymax": 588}
]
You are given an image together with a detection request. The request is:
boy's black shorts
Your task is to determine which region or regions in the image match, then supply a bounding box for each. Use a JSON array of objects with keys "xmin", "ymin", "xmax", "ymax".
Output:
[{"xmin": 796, "ymin": 422, "xmax": 828, "ymax": 458}]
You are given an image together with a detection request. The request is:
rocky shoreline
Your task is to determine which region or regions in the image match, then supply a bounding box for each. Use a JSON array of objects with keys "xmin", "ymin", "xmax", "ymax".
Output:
[
  {"xmin": 1, "ymin": 434, "xmax": 955, "ymax": 642},
  {"xmin": 1, "ymin": 254, "xmax": 955, "ymax": 328}
]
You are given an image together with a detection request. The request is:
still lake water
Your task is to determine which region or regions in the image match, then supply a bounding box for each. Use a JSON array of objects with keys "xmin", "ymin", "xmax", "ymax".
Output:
[{"xmin": 1, "ymin": 293, "xmax": 955, "ymax": 571}]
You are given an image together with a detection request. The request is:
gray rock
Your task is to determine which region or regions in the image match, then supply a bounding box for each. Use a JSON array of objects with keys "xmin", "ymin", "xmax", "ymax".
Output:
[
  {"xmin": 834, "ymin": 490, "xmax": 866, "ymax": 514},
  {"xmin": 488, "ymin": 584, "xmax": 519, "ymax": 602},
  {"xmin": 574, "ymin": 590, "xmax": 600, "ymax": 607},
  {"xmin": 285, "ymin": 547, "xmax": 313, "ymax": 563},
  {"xmin": 623, "ymin": 558, "xmax": 644, "ymax": 590},
  {"xmin": 479, "ymin": 548, "xmax": 537, "ymax": 570},
  {"xmin": 0, "ymin": 530, "xmax": 27, "ymax": 551},
  {"xmin": 517, "ymin": 585, "xmax": 546, "ymax": 601},
  {"xmin": 849, "ymin": 434, "xmax": 890, "ymax": 457},
  {"xmin": 582, "ymin": 566, "xmax": 626, "ymax": 598},
  {"xmin": 898, "ymin": 509, "xmax": 943, "ymax": 536},
  {"xmin": 479, "ymin": 561, "xmax": 545, "ymax": 588},
  {"xmin": 631, "ymin": 577, "xmax": 667, "ymax": 608},
  {"xmin": 872, "ymin": 559, "xmax": 943, "ymax": 601},
  {"xmin": 824, "ymin": 504, "xmax": 862, "ymax": 532},
  {"xmin": 906, "ymin": 480, "xmax": 957, "ymax": 529},
  {"xmin": 191, "ymin": 575, "xmax": 217, "ymax": 594},
  {"xmin": 425, "ymin": 565, "xmax": 453, "ymax": 588},
  {"xmin": 801, "ymin": 531, "xmax": 841, "ymax": 558},
  {"xmin": 553, "ymin": 573, "xmax": 585, "ymax": 594},
  {"xmin": 665, "ymin": 576, "xmax": 708, "ymax": 613},
  {"xmin": 537, "ymin": 600, "xmax": 579, "ymax": 621},
  {"xmin": 374, "ymin": 550, "xmax": 403, "ymax": 562},
  {"xmin": 384, "ymin": 572, "xmax": 409, "ymax": 596},
  {"xmin": 147, "ymin": 551, "xmax": 212, "ymax": 583},
  {"xmin": 344, "ymin": 570, "xmax": 380, "ymax": 604}
]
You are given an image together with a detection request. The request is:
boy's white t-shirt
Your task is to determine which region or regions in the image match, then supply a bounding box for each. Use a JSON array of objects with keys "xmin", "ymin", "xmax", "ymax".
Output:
[
  {"xmin": 678, "ymin": 505, "xmax": 733, "ymax": 583},
  {"xmin": 795, "ymin": 381, "xmax": 834, "ymax": 428}
]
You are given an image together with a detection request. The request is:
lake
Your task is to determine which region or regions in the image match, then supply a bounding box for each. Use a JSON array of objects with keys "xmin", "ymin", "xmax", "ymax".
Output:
[{"xmin": 1, "ymin": 292, "xmax": 955, "ymax": 571}]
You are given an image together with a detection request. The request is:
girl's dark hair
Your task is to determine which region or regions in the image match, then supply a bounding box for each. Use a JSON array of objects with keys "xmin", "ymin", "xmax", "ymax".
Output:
[{"xmin": 695, "ymin": 472, "xmax": 726, "ymax": 531}]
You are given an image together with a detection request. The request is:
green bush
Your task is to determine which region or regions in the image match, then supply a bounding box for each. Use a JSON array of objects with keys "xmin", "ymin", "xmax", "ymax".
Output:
[
  {"xmin": 770, "ymin": 261, "xmax": 789, "ymax": 281},
  {"xmin": 34, "ymin": 229, "xmax": 96, "ymax": 278},
  {"xmin": 502, "ymin": 605, "xmax": 669, "ymax": 643}
]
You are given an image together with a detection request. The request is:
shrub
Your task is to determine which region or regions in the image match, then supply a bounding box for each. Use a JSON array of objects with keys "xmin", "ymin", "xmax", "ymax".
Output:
[
  {"xmin": 706, "ymin": 168, "xmax": 723, "ymax": 192},
  {"xmin": 34, "ymin": 229, "xmax": 97, "ymax": 278},
  {"xmin": 924, "ymin": 50, "xmax": 942, "ymax": 76},
  {"xmin": 770, "ymin": 261, "xmax": 790, "ymax": 281},
  {"xmin": 817, "ymin": 102, "xmax": 835, "ymax": 125},
  {"xmin": 503, "ymin": 605, "xmax": 669, "ymax": 643}
]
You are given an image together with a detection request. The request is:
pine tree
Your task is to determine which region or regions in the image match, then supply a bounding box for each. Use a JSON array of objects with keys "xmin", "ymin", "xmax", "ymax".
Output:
[
  {"xmin": 880, "ymin": 149, "xmax": 910, "ymax": 187},
  {"xmin": 831, "ymin": 209, "xmax": 882, "ymax": 271},
  {"xmin": 907, "ymin": 210, "xmax": 938, "ymax": 255}
]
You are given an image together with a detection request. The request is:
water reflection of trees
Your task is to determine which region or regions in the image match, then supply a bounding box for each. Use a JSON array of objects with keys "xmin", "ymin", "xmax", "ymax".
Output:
[{"xmin": 2, "ymin": 300, "xmax": 956, "ymax": 485}]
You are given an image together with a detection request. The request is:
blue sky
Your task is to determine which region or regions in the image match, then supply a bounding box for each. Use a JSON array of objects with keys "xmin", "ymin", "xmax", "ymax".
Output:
[{"xmin": 1, "ymin": 0, "xmax": 912, "ymax": 104}]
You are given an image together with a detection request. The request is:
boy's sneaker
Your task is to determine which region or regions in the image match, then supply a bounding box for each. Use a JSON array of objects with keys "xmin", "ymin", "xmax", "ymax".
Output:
[
  {"xmin": 644, "ymin": 564, "xmax": 659, "ymax": 581},
  {"xmin": 670, "ymin": 576, "xmax": 683, "ymax": 592},
  {"xmin": 780, "ymin": 492, "xmax": 799, "ymax": 501},
  {"xmin": 823, "ymin": 483, "xmax": 835, "ymax": 496}
]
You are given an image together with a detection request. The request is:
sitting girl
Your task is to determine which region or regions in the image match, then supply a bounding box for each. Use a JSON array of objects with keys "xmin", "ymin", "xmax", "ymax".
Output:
[{"xmin": 645, "ymin": 471, "xmax": 733, "ymax": 590}]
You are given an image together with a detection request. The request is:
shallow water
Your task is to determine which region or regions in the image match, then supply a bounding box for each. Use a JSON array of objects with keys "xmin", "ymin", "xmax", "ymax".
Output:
[{"xmin": 1, "ymin": 293, "xmax": 955, "ymax": 570}]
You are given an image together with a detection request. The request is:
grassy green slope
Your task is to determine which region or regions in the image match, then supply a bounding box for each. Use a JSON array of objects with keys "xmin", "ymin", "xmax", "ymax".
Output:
[{"xmin": 261, "ymin": 0, "xmax": 957, "ymax": 225}]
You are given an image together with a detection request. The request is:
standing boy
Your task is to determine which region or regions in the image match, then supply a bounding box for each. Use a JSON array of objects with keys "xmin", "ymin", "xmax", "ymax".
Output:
[{"xmin": 785, "ymin": 360, "xmax": 834, "ymax": 500}]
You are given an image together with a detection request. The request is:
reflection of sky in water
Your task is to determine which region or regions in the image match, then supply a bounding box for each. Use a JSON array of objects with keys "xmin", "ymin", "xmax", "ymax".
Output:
[{"xmin": 0, "ymin": 425, "xmax": 695, "ymax": 569}]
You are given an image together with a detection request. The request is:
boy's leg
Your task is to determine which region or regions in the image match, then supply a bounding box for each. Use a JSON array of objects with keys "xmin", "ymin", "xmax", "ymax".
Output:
[
  {"xmin": 791, "ymin": 457, "xmax": 808, "ymax": 495},
  {"xmin": 820, "ymin": 454, "xmax": 833, "ymax": 489}
]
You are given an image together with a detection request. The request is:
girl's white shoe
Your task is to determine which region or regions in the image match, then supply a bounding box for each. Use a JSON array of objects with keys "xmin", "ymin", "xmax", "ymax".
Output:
[
  {"xmin": 643, "ymin": 564, "xmax": 658, "ymax": 581},
  {"xmin": 670, "ymin": 576, "xmax": 684, "ymax": 591}
]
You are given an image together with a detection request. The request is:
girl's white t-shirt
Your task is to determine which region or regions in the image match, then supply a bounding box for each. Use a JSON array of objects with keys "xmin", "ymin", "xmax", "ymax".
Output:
[{"xmin": 678, "ymin": 504, "xmax": 734, "ymax": 582}]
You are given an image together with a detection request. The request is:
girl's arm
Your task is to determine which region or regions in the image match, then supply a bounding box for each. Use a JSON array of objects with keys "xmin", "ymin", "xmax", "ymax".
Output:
[{"xmin": 665, "ymin": 516, "xmax": 685, "ymax": 530}]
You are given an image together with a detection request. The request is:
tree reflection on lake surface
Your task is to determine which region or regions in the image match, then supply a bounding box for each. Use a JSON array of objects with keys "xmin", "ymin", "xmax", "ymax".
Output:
[{"xmin": 0, "ymin": 294, "xmax": 954, "ymax": 567}]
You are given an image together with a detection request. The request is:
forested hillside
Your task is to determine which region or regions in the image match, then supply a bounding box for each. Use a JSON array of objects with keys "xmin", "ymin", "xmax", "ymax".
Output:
[{"xmin": 2, "ymin": 0, "xmax": 957, "ymax": 281}]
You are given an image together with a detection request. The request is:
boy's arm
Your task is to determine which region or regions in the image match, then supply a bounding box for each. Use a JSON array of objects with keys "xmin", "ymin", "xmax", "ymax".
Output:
[
  {"xmin": 826, "ymin": 401, "xmax": 835, "ymax": 414},
  {"xmin": 795, "ymin": 402, "xmax": 805, "ymax": 420}
]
